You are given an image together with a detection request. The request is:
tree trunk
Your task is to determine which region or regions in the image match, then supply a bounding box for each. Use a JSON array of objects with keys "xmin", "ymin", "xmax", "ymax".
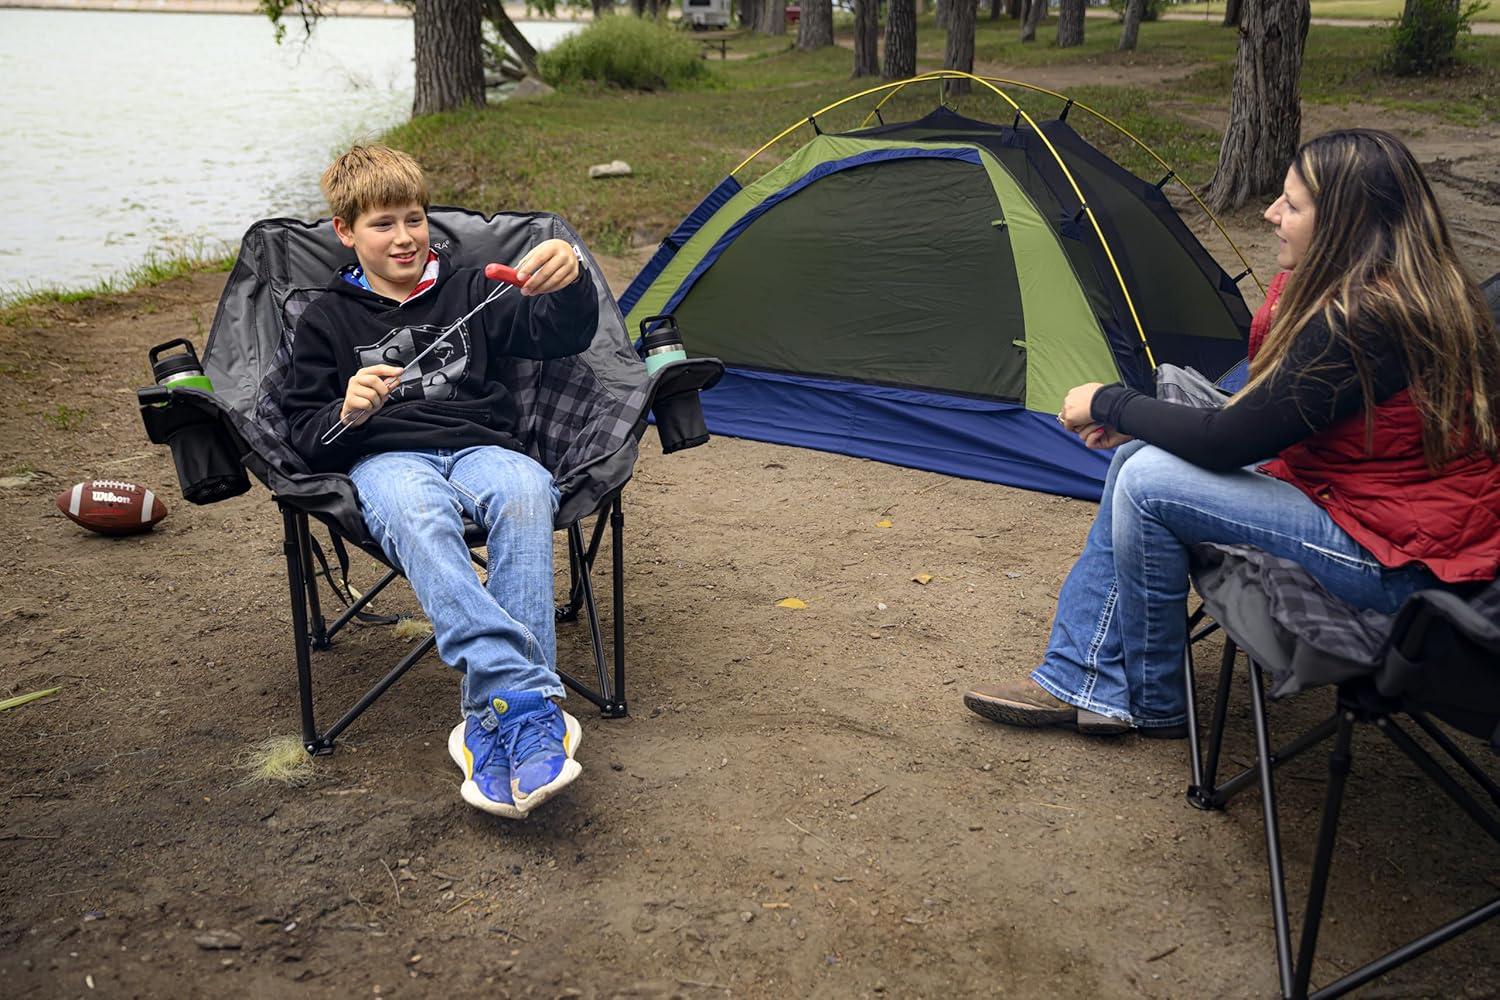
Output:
[
  {"xmin": 1223, "ymin": 0, "xmax": 1244, "ymax": 27},
  {"xmin": 632, "ymin": 0, "xmax": 646, "ymax": 15},
  {"xmin": 797, "ymin": 0, "xmax": 835, "ymax": 47},
  {"xmin": 1055, "ymin": 0, "xmax": 1083, "ymax": 46},
  {"xmin": 480, "ymin": 0, "xmax": 538, "ymax": 78},
  {"xmin": 989, "ymin": 0, "xmax": 1004, "ymax": 20},
  {"xmin": 1007, "ymin": 0, "xmax": 1022, "ymax": 18},
  {"xmin": 944, "ymin": 0, "xmax": 976, "ymax": 94},
  {"xmin": 1020, "ymin": 0, "xmax": 1045, "ymax": 41},
  {"xmin": 1118, "ymin": 0, "xmax": 1144, "ymax": 50},
  {"xmin": 936, "ymin": 0, "xmax": 950, "ymax": 30},
  {"xmin": 413, "ymin": 0, "xmax": 486, "ymax": 116},
  {"xmin": 1204, "ymin": 0, "xmax": 1310, "ymax": 211},
  {"xmin": 883, "ymin": 0, "xmax": 917, "ymax": 77},
  {"xmin": 741, "ymin": 0, "xmax": 759, "ymax": 27},
  {"xmin": 853, "ymin": 0, "xmax": 881, "ymax": 74},
  {"xmin": 756, "ymin": 0, "xmax": 787, "ymax": 34}
]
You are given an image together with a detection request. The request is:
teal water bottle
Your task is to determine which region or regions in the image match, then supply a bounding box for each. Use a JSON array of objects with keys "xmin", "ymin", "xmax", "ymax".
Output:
[
  {"xmin": 640, "ymin": 315, "xmax": 688, "ymax": 375},
  {"xmin": 150, "ymin": 338, "xmax": 215, "ymax": 393}
]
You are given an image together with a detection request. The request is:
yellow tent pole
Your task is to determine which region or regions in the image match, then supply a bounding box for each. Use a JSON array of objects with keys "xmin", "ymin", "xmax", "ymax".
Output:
[
  {"xmin": 730, "ymin": 79, "xmax": 935, "ymax": 177},
  {"xmin": 865, "ymin": 72, "xmax": 1260, "ymax": 299}
]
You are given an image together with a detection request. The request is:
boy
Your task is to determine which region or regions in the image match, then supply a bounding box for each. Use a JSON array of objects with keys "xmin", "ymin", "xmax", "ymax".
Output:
[{"xmin": 281, "ymin": 144, "xmax": 599, "ymax": 819}]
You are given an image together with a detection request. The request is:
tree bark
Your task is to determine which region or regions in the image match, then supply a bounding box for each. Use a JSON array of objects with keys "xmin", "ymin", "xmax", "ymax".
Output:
[
  {"xmin": 1020, "ymin": 0, "xmax": 1045, "ymax": 41},
  {"xmin": 883, "ymin": 0, "xmax": 917, "ymax": 77},
  {"xmin": 989, "ymin": 0, "xmax": 1003, "ymax": 20},
  {"xmin": 591, "ymin": 0, "xmax": 610, "ymax": 17},
  {"xmin": 1007, "ymin": 0, "xmax": 1022, "ymax": 18},
  {"xmin": 1223, "ymin": 0, "xmax": 1244, "ymax": 28},
  {"xmin": 944, "ymin": 0, "xmax": 976, "ymax": 94},
  {"xmin": 797, "ymin": 0, "xmax": 835, "ymax": 47},
  {"xmin": 741, "ymin": 0, "xmax": 759, "ymax": 27},
  {"xmin": 1055, "ymin": 0, "xmax": 1083, "ymax": 46},
  {"xmin": 853, "ymin": 0, "xmax": 881, "ymax": 75},
  {"xmin": 1118, "ymin": 0, "xmax": 1144, "ymax": 50},
  {"xmin": 480, "ymin": 0, "xmax": 538, "ymax": 79},
  {"xmin": 756, "ymin": 0, "xmax": 787, "ymax": 34},
  {"xmin": 936, "ymin": 0, "xmax": 950, "ymax": 30},
  {"xmin": 1204, "ymin": 0, "xmax": 1310, "ymax": 211},
  {"xmin": 413, "ymin": 0, "xmax": 486, "ymax": 116}
]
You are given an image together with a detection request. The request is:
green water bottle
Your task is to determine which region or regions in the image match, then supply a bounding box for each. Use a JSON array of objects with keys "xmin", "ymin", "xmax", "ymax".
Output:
[
  {"xmin": 149, "ymin": 338, "xmax": 214, "ymax": 393},
  {"xmin": 640, "ymin": 315, "xmax": 688, "ymax": 375}
]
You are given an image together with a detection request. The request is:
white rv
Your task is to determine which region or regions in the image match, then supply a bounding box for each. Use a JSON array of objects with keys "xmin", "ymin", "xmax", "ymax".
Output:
[{"xmin": 682, "ymin": 0, "xmax": 733, "ymax": 29}]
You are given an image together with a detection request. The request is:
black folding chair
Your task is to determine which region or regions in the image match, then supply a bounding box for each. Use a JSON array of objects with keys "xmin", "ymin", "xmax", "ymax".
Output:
[
  {"xmin": 1182, "ymin": 542, "xmax": 1500, "ymax": 999},
  {"xmin": 138, "ymin": 208, "xmax": 722, "ymax": 755}
]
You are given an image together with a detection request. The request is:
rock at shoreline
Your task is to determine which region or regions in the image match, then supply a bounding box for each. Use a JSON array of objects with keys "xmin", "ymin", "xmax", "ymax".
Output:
[{"xmin": 510, "ymin": 77, "xmax": 556, "ymax": 100}]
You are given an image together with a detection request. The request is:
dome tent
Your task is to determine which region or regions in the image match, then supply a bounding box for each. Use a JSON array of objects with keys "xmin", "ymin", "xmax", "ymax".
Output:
[{"xmin": 621, "ymin": 72, "xmax": 1260, "ymax": 500}]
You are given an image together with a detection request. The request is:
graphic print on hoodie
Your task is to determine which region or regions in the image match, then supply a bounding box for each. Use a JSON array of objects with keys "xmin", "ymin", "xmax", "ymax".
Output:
[{"xmin": 356, "ymin": 321, "xmax": 472, "ymax": 403}]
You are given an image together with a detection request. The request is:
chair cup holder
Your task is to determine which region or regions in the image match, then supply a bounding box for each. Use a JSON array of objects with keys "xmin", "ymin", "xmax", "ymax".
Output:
[
  {"xmin": 644, "ymin": 358, "xmax": 723, "ymax": 454},
  {"xmin": 137, "ymin": 387, "xmax": 252, "ymax": 505}
]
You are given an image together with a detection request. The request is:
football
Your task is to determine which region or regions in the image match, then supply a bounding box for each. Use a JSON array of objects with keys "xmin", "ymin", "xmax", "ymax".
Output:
[{"xmin": 57, "ymin": 480, "xmax": 168, "ymax": 536}]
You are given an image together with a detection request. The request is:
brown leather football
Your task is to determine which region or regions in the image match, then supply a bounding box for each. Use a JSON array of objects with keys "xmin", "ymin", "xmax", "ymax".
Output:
[{"xmin": 57, "ymin": 480, "xmax": 167, "ymax": 536}]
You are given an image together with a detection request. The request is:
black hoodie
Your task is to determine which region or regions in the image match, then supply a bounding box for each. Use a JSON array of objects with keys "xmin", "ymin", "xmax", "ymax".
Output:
[{"xmin": 282, "ymin": 253, "xmax": 599, "ymax": 473}]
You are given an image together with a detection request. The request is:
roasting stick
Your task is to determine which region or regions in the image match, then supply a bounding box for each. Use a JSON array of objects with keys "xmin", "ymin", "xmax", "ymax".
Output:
[{"xmin": 320, "ymin": 263, "xmax": 528, "ymax": 446}]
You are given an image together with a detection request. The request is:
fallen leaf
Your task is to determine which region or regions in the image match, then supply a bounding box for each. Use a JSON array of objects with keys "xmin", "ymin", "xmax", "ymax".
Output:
[
  {"xmin": 775, "ymin": 598, "xmax": 807, "ymax": 609},
  {"xmin": 911, "ymin": 574, "xmax": 933, "ymax": 586},
  {"xmin": 875, "ymin": 519, "xmax": 893, "ymax": 528}
]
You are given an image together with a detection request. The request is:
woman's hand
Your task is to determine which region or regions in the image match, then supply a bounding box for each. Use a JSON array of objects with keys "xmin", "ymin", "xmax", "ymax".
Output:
[
  {"xmin": 340, "ymin": 364, "xmax": 403, "ymax": 424},
  {"xmin": 515, "ymin": 239, "xmax": 581, "ymax": 297},
  {"xmin": 1082, "ymin": 425, "xmax": 1134, "ymax": 450},
  {"xmin": 1059, "ymin": 382, "xmax": 1104, "ymax": 433}
]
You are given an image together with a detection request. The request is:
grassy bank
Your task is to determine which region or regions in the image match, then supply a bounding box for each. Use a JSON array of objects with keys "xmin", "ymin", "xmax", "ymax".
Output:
[
  {"xmin": 0, "ymin": 249, "xmax": 235, "ymax": 327},
  {"xmin": 388, "ymin": 18, "xmax": 1498, "ymax": 255}
]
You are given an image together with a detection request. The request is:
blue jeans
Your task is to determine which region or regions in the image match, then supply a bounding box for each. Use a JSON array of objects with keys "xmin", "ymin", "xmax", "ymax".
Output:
[
  {"xmin": 1031, "ymin": 443, "xmax": 1442, "ymax": 730},
  {"xmin": 349, "ymin": 446, "xmax": 564, "ymax": 719}
]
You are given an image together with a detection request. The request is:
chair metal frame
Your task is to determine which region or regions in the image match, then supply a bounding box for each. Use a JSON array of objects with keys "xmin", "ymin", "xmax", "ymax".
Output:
[
  {"xmin": 1182, "ymin": 612, "xmax": 1500, "ymax": 999},
  {"xmin": 283, "ymin": 493, "xmax": 631, "ymax": 757}
]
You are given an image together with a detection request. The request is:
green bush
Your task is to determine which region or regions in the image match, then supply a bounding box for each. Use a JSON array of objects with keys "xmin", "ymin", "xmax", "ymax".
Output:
[
  {"xmin": 538, "ymin": 16, "xmax": 714, "ymax": 91},
  {"xmin": 1388, "ymin": 0, "xmax": 1488, "ymax": 74},
  {"xmin": 1106, "ymin": 0, "xmax": 1165, "ymax": 21}
]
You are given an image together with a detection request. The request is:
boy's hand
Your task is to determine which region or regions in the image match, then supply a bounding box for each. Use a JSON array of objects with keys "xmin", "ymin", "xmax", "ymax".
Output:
[
  {"xmin": 514, "ymin": 239, "xmax": 581, "ymax": 297},
  {"xmin": 340, "ymin": 364, "xmax": 404, "ymax": 424}
]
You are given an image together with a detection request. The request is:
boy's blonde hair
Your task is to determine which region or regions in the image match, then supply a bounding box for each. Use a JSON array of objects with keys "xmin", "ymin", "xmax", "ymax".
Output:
[{"xmin": 320, "ymin": 144, "xmax": 430, "ymax": 225}]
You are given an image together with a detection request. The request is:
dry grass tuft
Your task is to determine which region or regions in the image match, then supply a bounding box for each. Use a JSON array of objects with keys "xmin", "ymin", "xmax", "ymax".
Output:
[
  {"xmin": 236, "ymin": 735, "xmax": 315, "ymax": 787},
  {"xmin": 393, "ymin": 617, "xmax": 434, "ymax": 642}
]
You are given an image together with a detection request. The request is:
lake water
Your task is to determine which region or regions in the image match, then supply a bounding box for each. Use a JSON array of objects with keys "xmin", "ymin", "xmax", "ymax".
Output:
[{"xmin": 0, "ymin": 9, "xmax": 579, "ymax": 298}]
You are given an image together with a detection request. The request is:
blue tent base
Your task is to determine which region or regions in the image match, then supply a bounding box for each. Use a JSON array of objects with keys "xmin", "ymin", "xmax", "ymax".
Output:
[{"xmin": 696, "ymin": 368, "xmax": 1113, "ymax": 501}]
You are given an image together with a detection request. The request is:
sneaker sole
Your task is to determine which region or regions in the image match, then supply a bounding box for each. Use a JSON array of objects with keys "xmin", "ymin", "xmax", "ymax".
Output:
[
  {"xmin": 562, "ymin": 710, "xmax": 582, "ymax": 759},
  {"xmin": 447, "ymin": 721, "xmax": 527, "ymax": 820},
  {"xmin": 963, "ymin": 691, "xmax": 1074, "ymax": 728},
  {"xmin": 511, "ymin": 758, "xmax": 582, "ymax": 813}
]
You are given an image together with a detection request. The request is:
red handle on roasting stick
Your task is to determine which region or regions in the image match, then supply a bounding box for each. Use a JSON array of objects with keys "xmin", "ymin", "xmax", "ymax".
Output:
[{"xmin": 319, "ymin": 262, "xmax": 526, "ymax": 446}]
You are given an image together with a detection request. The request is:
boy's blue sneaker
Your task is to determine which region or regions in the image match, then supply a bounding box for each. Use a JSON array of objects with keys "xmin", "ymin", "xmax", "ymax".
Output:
[
  {"xmin": 491, "ymin": 692, "xmax": 582, "ymax": 811},
  {"xmin": 448, "ymin": 717, "xmax": 526, "ymax": 820}
]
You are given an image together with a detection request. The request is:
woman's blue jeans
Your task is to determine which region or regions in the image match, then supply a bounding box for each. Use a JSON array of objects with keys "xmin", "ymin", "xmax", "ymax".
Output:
[
  {"xmin": 350, "ymin": 446, "xmax": 564, "ymax": 720},
  {"xmin": 1030, "ymin": 442, "xmax": 1441, "ymax": 730}
]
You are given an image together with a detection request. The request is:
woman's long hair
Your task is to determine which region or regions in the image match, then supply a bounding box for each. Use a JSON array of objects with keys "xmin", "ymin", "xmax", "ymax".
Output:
[{"xmin": 1242, "ymin": 128, "xmax": 1499, "ymax": 467}]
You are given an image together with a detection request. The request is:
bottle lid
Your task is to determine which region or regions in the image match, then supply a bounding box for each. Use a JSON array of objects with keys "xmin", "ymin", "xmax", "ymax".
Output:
[
  {"xmin": 153, "ymin": 353, "xmax": 204, "ymax": 381},
  {"xmin": 641, "ymin": 325, "xmax": 683, "ymax": 352}
]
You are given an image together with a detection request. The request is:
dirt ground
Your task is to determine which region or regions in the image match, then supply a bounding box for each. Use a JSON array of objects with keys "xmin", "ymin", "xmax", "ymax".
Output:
[{"xmin": 2, "ymin": 105, "xmax": 1498, "ymax": 999}]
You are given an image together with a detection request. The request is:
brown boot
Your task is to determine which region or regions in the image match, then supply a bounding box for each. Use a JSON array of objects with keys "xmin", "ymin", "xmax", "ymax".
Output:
[{"xmin": 964, "ymin": 680, "xmax": 1132, "ymax": 735}]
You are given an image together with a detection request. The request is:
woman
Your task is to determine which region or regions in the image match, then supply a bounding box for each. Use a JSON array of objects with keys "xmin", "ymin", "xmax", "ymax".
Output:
[{"xmin": 964, "ymin": 128, "xmax": 1500, "ymax": 738}]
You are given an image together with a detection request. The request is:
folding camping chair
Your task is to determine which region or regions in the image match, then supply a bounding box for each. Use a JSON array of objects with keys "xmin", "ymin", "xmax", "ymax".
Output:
[
  {"xmin": 1181, "ymin": 543, "xmax": 1500, "ymax": 999},
  {"xmin": 137, "ymin": 208, "xmax": 722, "ymax": 755}
]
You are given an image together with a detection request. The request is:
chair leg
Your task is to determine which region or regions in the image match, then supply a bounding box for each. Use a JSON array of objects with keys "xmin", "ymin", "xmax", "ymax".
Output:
[
  {"xmin": 282, "ymin": 508, "xmax": 329, "ymax": 756},
  {"xmin": 294, "ymin": 513, "xmax": 329, "ymax": 650},
  {"xmin": 1188, "ymin": 636, "xmax": 1239, "ymax": 810},
  {"xmin": 1408, "ymin": 711, "xmax": 1500, "ymax": 809},
  {"xmin": 611, "ymin": 496, "xmax": 626, "ymax": 712},
  {"xmin": 1293, "ymin": 709, "xmax": 1357, "ymax": 999},
  {"xmin": 1246, "ymin": 656, "xmax": 1298, "ymax": 1000}
]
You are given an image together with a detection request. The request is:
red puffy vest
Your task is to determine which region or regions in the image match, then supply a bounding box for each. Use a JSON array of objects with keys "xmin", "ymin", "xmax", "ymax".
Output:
[{"xmin": 1249, "ymin": 274, "xmax": 1500, "ymax": 583}]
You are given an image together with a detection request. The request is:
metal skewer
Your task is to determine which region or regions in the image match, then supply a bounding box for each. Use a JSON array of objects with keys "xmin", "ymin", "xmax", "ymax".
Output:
[{"xmin": 320, "ymin": 279, "xmax": 518, "ymax": 447}]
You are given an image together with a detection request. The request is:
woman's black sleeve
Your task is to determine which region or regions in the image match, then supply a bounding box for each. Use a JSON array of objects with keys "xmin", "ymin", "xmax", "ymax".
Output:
[{"xmin": 1089, "ymin": 315, "xmax": 1407, "ymax": 472}]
